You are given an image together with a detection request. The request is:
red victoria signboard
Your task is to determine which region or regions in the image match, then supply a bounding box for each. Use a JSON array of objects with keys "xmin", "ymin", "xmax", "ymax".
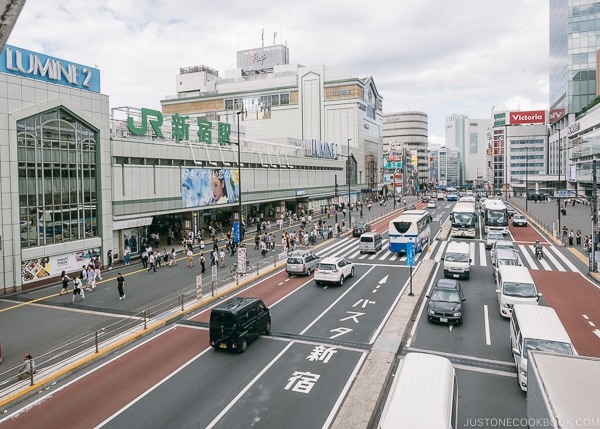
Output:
[{"xmin": 509, "ymin": 110, "xmax": 546, "ymax": 125}]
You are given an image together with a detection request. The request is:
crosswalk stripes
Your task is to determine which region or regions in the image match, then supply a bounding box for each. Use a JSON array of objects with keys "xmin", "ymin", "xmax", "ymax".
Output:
[{"xmin": 311, "ymin": 235, "xmax": 582, "ymax": 273}]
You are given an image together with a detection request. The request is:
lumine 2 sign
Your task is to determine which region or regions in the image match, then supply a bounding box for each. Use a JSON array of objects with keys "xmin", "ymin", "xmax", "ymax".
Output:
[{"xmin": 127, "ymin": 108, "xmax": 232, "ymax": 145}]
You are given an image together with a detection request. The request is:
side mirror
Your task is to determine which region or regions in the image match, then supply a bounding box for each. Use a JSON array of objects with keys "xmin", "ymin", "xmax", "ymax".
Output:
[
  {"xmin": 538, "ymin": 292, "xmax": 543, "ymax": 297},
  {"xmin": 462, "ymin": 298, "xmax": 466, "ymax": 302},
  {"xmin": 425, "ymin": 295, "xmax": 431, "ymax": 299}
]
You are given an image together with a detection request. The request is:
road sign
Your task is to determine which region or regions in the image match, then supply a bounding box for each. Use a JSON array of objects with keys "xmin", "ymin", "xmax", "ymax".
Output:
[
  {"xmin": 233, "ymin": 221, "xmax": 240, "ymax": 243},
  {"xmin": 406, "ymin": 242, "xmax": 414, "ymax": 267},
  {"xmin": 554, "ymin": 190, "xmax": 577, "ymax": 198}
]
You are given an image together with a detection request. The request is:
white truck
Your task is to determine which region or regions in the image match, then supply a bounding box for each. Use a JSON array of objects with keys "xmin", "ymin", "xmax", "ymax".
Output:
[{"xmin": 527, "ymin": 351, "xmax": 600, "ymax": 428}]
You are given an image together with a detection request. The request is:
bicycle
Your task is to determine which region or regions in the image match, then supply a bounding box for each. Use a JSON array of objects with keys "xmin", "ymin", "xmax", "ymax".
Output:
[{"xmin": 230, "ymin": 261, "xmax": 252, "ymax": 277}]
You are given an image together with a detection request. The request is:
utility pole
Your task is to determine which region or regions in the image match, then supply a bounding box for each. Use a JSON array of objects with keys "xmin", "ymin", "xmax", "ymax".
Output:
[{"xmin": 591, "ymin": 160, "xmax": 597, "ymax": 273}]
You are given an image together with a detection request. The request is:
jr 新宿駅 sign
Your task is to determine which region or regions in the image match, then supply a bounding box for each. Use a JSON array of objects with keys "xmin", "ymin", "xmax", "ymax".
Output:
[{"xmin": 0, "ymin": 45, "xmax": 101, "ymax": 92}]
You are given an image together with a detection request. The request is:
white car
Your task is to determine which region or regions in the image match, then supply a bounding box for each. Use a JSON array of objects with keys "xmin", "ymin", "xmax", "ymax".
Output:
[
  {"xmin": 427, "ymin": 200, "xmax": 437, "ymax": 209},
  {"xmin": 314, "ymin": 257, "xmax": 355, "ymax": 286}
]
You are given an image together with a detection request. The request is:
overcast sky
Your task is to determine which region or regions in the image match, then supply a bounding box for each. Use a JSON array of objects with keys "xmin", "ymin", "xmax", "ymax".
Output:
[{"xmin": 7, "ymin": 0, "xmax": 549, "ymax": 145}]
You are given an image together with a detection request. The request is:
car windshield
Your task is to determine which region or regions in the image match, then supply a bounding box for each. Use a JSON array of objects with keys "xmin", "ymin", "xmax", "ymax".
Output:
[
  {"xmin": 496, "ymin": 243, "xmax": 515, "ymax": 251},
  {"xmin": 502, "ymin": 282, "xmax": 537, "ymax": 297},
  {"xmin": 523, "ymin": 339, "xmax": 574, "ymax": 359},
  {"xmin": 445, "ymin": 252, "xmax": 469, "ymax": 263},
  {"xmin": 287, "ymin": 257, "xmax": 303, "ymax": 264},
  {"xmin": 430, "ymin": 289, "xmax": 461, "ymax": 303},
  {"xmin": 498, "ymin": 258, "xmax": 518, "ymax": 267}
]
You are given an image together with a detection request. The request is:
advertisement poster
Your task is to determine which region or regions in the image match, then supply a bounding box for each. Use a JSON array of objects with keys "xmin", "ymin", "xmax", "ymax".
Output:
[
  {"xmin": 22, "ymin": 248, "xmax": 101, "ymax": 283},
  {"xmin": 182, "ymin": 168, "xmax": 239, "ymax": 208}
]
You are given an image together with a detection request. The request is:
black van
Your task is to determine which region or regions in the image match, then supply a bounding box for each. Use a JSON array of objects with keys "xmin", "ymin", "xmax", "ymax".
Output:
[{"xmin": 209, "ymin": 297, "xmax": 271, "ymax": 353}]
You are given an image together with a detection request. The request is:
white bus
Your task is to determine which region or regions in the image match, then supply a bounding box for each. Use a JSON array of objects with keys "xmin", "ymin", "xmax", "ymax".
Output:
[
  {"xmin": 378, "ymin": 352, "xmax": 458, "ymax": 429},
  {"xmin": 483, "ymin": 199, "xmax": 509, "ymax": 234},
  {"xmin": 388, "ymin": 209, "xmax": 431, "ymax": 254},
  {"xmin": 450, "ymin": 201, "xmax": 477, "ymax": 238}
]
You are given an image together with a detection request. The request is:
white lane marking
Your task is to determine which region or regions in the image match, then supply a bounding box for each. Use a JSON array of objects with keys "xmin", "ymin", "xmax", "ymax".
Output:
[
  {"xmin": 434, "ymin": 241, "xmax": 447, "ymax": 262},
  {"xmin": 469, "ymin": 241, "xmax": 475, "ymax": 265},
  {"xmin": 378, "ymin": 250, "xmax": 393, "ymax": 260},
  {"xmin": 583, "ymin": 314, "xmax": 590, "ymax": 319},
  {"xmin": 533, "ymin": 245, "xmax": 554, "ymax": 271},
  {"xmin": 548, "ymin": 245, "xmax": 579, "ymax": 271},
  {"xmin": 405, "ymin": 346, "xmax": 514, "ymax": 367},
  {"xmin": 540, "ymin": 245, "xmax": 566, "ymax": 271},
  {"xmin": 519, "ymin": 244, "xmax": 537, "ymax": 269},
  {"xmin": 479, "ymin": 243, "xmax": 487, "ymax": 267},
  {"xmin": 484, "ymin": 305, "xmax": 491, "ymax": 345},
  {"xmin": 453, "ymin": 363, "xmax": 517, "ymax": 378}
]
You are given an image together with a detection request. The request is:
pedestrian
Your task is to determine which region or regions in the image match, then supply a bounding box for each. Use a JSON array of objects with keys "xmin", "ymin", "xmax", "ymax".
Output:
[
  {"xmin": 147, "ymin": 252, "xmax": 156, "ymax": 273},
  {"xmin": 210, "ymin": 249, "xmax": 216, "ymax": 266},
  {"xmin": 169, "ymin": 248, "xmax": 177, "ymax": 267},
  {"xmin": 107, "ymin": 249, "xmax": 113, "ymax": 270},
  {"xmin": 200, "ymin": 252, "xmax": 206, "ymax": 273},
  {"xmin": 568, "ymin": 229, "xmax": 574, "ymax": 246},
  {"xmin": 186, "ymin": 247, "xmax": 194, "ymax": 268},
  {"xmin": 261, "ymin": 240, "xmax": 267, "ymax": 258},
  {"xmin": 117, "ymin": 273, "xmax": 125, "ymax": 300},
  {"xmin": 59, "ymin": 270, "xmax": 70, "ymax": 295},
  {"xmin": 576, "ymin": 229, "xmax": 582, "ymax": 246},
  {"xmin": 141, "ymin": 248, "xmax": 148, "ymax": 268},
  {"xmin": 254, "ymin": 234, "xmax": 260, "ymax": 250},
  {"xmin": 94, "ymin": 258, "xmax": 103, "ymax": 280},
  {"xmin": 17, "ymin": 354, "xmax": 36, "ymax": 380},
  {"xmin": 124, "ymin": 246, "xmax": 131, "ymax": 265},
  {"xmin": 71, "ymin": 275, "xmax": 84, "ymax": 303},
  {"xmin": 87, "ymin": 264, "xmax": 96, "ymax": 291},
  {"xmin": 155, "ymin": 250, "xmax": 163, "ymax": 268},
  {"xmin": 219, "ymin": 248, "xmax": 225, "ymax": 267}
]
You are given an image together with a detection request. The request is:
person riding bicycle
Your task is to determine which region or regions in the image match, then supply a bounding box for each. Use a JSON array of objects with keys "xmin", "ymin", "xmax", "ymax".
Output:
[{"xmin": 535, "ymin": 240, "xmax": 543, "ymax": 258}]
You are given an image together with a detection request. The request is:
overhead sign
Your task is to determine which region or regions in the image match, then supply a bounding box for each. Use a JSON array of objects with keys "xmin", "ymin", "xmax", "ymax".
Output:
[
  {"xmin": 384, "ymin": 161, "xmax": 402, "ymax": 169},
  {"xmin": 554, "ymin": 190, "xmax": 577, "ymax": 198}
]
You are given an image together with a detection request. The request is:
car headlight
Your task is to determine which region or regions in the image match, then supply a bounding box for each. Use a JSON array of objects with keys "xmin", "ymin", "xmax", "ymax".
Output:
[
  {"xmin": 520, "ymin": 368, "xmax": 527, "ymax": 377},
  {"xmin": 453, "ymin": 312, "xmax": 461, "ymax": 317},
  {"xmin": 500, "ymin": 303, "xmax": 510, "ymax": 308},
  {"xmin": 427, "ymin": 309, "xmax": 435, "ymax": 315}
]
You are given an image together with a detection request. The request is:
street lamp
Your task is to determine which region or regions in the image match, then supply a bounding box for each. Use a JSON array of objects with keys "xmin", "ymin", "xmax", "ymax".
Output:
[
  {"xmin": 236, "ymin": 109, "xmax": 244, "ymax": 242},
  {"xmin": 525, "ymin": 147, "xmax": 530, "ymax": 212},
  {"xmin": 347, "ymin": 139, "xmax": 352, "ymax": 210}
]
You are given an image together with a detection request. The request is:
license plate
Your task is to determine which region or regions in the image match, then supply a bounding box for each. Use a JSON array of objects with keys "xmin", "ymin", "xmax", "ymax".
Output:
[
  {"xmin": 453, "ymin": 274, "xmax": 459, "ymax": 278},
  {"xmin": 219, "ymin": 343, "xmax": 227, "ymax": 349},
  {"xmin": 440, "ymin": 318, "xmax": 448, "ymax": 323}
]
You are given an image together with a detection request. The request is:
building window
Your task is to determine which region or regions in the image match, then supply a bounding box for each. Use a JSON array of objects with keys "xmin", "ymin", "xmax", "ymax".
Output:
[{"xmin": 17, "ymin": 108, "xmax": 98, "ymax": 248}]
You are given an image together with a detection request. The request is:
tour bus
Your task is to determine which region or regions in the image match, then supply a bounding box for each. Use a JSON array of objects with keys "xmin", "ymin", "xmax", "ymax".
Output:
[
  {"xmin": 378, "ymin": 352, "xmax": 458, "ymax": 429},
  {"xmin": 388, "ymin": 210, "xmax": 432, "ymax": 254},
  {"xmin": 450, "ymin": 201, "xmax": 477, "ymax": 238},
  {"xmin": 483, "ymin": 199, "xmax": 509, "ymax": 234}
]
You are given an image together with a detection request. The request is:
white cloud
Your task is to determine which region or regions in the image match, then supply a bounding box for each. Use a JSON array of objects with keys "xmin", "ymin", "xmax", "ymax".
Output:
[{"xmin": 6, "ymin": 0, "xmax": 549, "ymax": 144}]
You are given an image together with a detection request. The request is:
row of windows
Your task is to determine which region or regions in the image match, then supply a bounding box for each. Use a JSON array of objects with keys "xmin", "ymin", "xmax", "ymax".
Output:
[{"xmin": 224, "ymin": 93, "xmax": 291, "ymax": 111}]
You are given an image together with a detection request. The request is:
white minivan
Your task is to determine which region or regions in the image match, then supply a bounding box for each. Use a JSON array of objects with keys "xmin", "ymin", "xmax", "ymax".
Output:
[
  {"xmin": 359, "ymin": 232, "xmax": 383, "ymax": 253},
  {"xmin": 378, "ymin": 352, "xmax": 457, "ymax": 429},
  {"xmin": 510, "ymin": 304, "xmax": 576, "ymax": 391},
  {"xmin": 442, "ymin": 241, "xmax": 471, "ymax": 279},
  {"xmin": 495, "ymin": 265, "xmax": 541, "ymax": 318}
]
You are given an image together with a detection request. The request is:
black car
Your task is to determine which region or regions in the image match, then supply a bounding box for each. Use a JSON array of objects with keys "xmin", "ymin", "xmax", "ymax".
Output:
[
  {"xmin": 352, "ymin": 222, "xmax": 372, "ymax": 237},
  {"xmin": 426, "ymin": 279, "xmax": 465, "ymax": 324}
]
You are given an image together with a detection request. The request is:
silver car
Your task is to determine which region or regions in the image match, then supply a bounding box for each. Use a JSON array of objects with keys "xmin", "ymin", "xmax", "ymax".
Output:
[
  {"xmin": 286, "ymin": 250, "xmax": 320, "ymax": 276},
  {"xmin": 485, "ymin": 232, "xmax": 504, "ymax": 250}
]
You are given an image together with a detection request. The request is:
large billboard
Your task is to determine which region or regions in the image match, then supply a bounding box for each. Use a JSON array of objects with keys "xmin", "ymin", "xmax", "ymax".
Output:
[
  {"xmin": 509, "ymin": 110, "xmax": 546, "ymax": 125},
  {"xmin": 182, "ymin": 168, "xmax": 239, "ymax": 208}
]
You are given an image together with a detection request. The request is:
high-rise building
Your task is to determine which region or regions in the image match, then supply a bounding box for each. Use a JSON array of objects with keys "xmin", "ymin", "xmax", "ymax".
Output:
[
  {"xmin": 382, "ymin": 112, "xmax": 429, "ymax": 193},
  {"xmin": 445, "ymin": 114, "xmax": 490, "ymax": 186}
]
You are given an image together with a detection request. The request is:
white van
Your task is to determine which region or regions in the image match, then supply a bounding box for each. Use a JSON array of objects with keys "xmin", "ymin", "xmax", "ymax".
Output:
[
  {"xmin": 510, "ymin": 304, "xmax": 576, "ymax": 391},
  {"xmin": 495, "ymin": 265, "xmax": 541, "ymax": 318},
  {"xmin": 378, "ymin": 352, "xmax": 457, "ymax": 429},
  {"xmin": 442, "ymin": 241, "xmax": 471, "ymax": 279},
  {"xmin": 359, "ymin": 232, "xmax": 382, "ymax": 253}
]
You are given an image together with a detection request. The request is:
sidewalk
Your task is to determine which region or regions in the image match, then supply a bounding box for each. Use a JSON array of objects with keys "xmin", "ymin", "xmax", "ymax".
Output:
[{"xmin": 509, "ymin": 196, "xmax": 600, "ymax": 283}]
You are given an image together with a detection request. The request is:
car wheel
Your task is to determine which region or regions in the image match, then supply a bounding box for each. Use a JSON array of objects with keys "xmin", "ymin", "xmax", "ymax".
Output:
[
  {"xmin": 350, "ymin": 267, "xmax": 355, "ymax": 277},
  {"xmin": 265, "ymin": 321, "xmax": 271, "ymax": 335},
  {"xmin": 339, "ymin": 275, "xmax": 344, "ymax": 286},
  {"xmin": 239, "ymin": 338, "xmax": 248, "ymax": 353},
  {"xmin": 315, "ymin": 281, "xmax": 321, "ymax": 286}
]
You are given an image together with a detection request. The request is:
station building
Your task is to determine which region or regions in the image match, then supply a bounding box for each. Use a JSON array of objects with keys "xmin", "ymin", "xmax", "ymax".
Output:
[{"xmin": 0, "ymin": 43, "xmax": 383, "ymax": 293}]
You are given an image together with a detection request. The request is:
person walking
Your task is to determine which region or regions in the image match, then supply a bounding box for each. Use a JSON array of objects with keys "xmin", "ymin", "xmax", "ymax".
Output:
[
  {"xmin": 87, "ymin": 264, "xmax": 96, "ymax": 291},
  {"xmin": 59, "ymin": 270, "xmax": 71, "ymax": 295},
  {"xmin": 123, "ymin": 246, "xmax": 131, "ymax": 265},
  {"xmin": 116, "ymin": 273, "xmax": 126, "ymax": 300},
  {"xmin": 71, "ymin": 275, "xmax": 84, "ymax": 303},
  {"xmin": 576, "ymin": 229, "xmax": 582, "ymax": 246},
  {"xmin": 107, "ymin": 249, "xmax": 113, "ymax": 270},
  {"xmin": 186, "ymin": 247, "xmax": 194, "ymax": 268},
  {"xmin": 568, "ymin": 229, "xmax": 574, "ymax": 246},
  {"xmin": 200, "ymin": 252, "xmax": 206, "ymax": 273},
  {"xmin": 147, "ymin": 252, "xmax": 156, "ymax": 273},
  {"xmin": 219, "ymin": 248, "xmax": 225, "ymax": 267},
  {"xmin": 169, "ymin": 248, "xmax": 177, "ymax": 267},
  {"xmin": 17, "ymin": 354, "xmax": 36, "ymax": 380},
  {"xmin": 141, "ymin": 248, "xmax": 149, "ymax": 268}
]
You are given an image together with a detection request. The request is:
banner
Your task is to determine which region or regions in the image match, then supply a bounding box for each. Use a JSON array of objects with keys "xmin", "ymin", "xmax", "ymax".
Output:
[
  {"xmin": 182, "ymin": 168, "xmax": 240, "ymax": 208},
  {"xmin": 22, "ymin": 247, "xmax": 101, "ymax": 283}
]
